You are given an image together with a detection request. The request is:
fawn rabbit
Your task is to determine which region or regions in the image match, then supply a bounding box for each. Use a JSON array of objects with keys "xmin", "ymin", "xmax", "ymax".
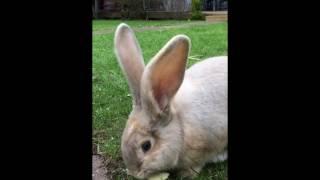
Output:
[{"xmin": 114, "ymin": 23, "xmax": 227, "ymax": 179}]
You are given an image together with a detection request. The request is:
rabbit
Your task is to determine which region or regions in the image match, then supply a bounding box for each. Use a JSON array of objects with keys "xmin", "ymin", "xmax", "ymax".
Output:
[{"xmin": 114, "ymin": 23, "xmax": 227, "ymax": 179}]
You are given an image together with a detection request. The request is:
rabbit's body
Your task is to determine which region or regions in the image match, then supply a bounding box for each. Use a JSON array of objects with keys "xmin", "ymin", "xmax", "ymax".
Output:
[
  {"xmin": 114, "ymin": 23, "xmax": 227, "ymax": 179},
  {"xmin": 171, "ymin": 56, "xmax": 228, "ymax": 173}
]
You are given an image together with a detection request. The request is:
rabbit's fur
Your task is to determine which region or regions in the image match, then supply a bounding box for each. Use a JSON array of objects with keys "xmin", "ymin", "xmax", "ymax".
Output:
[{"xmin": 114, "ymin": 23, "xmax": 227, "ymax": 179}]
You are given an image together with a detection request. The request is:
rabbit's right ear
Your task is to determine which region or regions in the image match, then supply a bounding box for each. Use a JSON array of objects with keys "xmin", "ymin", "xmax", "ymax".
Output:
[
  {"xmin": 114, "ymin": 23, "xmax": 145, "ymax": 107},
  {"xmin": 141, "ymin": 35, "xmax": 190, "ymax": 114}
]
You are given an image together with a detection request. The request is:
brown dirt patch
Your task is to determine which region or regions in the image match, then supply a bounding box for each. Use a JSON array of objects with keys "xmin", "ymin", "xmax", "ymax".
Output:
[
  {"xmin": 93, "ymin": 154, "xmax": 110, "ymax": 180},
  {"xmin": 92, "ymin": 143, "xmax": 127, "ymax": 180}
]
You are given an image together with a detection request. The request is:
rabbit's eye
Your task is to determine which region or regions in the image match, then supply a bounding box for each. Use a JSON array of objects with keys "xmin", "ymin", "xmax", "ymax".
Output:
[{"xmin": 141, "ymin": 141, "xmax": 151, "ymax": 153}]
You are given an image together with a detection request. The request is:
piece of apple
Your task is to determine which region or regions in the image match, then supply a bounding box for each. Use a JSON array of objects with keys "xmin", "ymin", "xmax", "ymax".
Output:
[{"xmin": 148, "ymin": 172, "xmax": 170, "ymax": 180}]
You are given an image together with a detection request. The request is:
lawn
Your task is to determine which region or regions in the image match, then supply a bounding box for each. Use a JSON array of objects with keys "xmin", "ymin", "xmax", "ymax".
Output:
[{"xmin": 93, "ymin": 20, "xmax": 228, "ymax": 179}]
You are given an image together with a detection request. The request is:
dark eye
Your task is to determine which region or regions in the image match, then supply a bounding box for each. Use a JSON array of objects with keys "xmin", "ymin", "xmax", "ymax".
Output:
[{"xmin": 141, "ymin": 141, "xmax": 151, "ymax": 153}]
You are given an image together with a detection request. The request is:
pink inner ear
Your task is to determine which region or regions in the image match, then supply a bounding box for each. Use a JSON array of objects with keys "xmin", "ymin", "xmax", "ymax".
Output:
[
  {"xmin": 153, "ymin": 90, "xmax": 164, "ymax": 110},
  {"xmin": 149, "ymin": 37, "xmax": 188, "ymax": 110},
  {"xmin": 153, "ymin": 80, "xmax": 168, "ymax": 110},
  {"xmin": 152, "ymin": 73, "xmax": 181, "ymax": 110}
]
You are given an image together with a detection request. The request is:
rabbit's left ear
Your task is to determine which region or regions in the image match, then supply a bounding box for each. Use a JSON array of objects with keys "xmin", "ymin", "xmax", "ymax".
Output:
[
  {"xmin": 142, "ymin": 35, "xmax": 190, "ymax": 112},
  {"xmin": 114, "ymin": 23, "xmax": 145, "ymax": 107}
]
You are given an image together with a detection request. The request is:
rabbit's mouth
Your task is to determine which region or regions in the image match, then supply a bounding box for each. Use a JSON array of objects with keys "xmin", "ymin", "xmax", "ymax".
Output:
[
  {"xmin": 126, "ymin": 169, "xmax": 149, "ymax": 179},
  {"xmin": 134, "ymin": 169, "xmax": 158, "ymax": 179}
]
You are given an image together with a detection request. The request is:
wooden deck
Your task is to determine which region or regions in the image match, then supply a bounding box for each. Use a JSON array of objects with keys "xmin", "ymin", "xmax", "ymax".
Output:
[{"xmin": 202, "ymin": 11, "xmax": 228, "ymax": 23}]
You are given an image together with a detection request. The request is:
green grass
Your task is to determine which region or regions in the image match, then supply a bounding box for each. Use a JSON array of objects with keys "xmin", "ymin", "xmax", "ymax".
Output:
[
  {"xmin": 93, "ymin": 20, "xmax": 202, "ymax": 31},
  {"xmin": 93, "ymin": 20, "xmax": 227, "ymax": 179}
]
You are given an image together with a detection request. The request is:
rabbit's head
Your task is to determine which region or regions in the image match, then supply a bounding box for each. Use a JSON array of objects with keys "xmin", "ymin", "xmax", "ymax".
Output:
[{"xmin": 114, "ymin": 23, "xmax": 190, "ymax": 179}]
